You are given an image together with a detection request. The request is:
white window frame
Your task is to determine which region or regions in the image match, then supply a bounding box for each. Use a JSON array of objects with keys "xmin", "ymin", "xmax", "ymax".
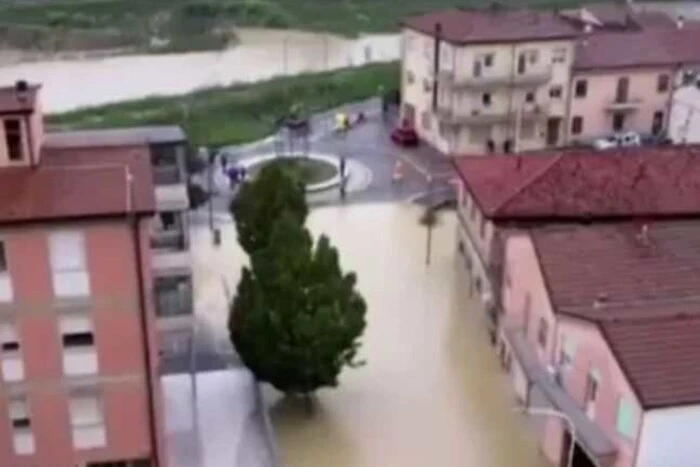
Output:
[
  {"xmin": 552, "ymin": 47, "xmax": 567, "ymax": 64},
  {"xmin": 69, "ymin": 392, "xmax": 107, "ymax": 449},
  {"xmin": 0, "ymin": 240, "xmax": 12, "ymax": 302},
  {"xmin": 0, "ymin": 323, "xmax": 23, "ymax": 382},
  {"xmin": 9, "ymin": 397, "xmax": 34, "ymax": 455},
  {"xmin": 60, "ymin": 315, "xmax": 98, "ymax": 376},
  {"xmin": 48, "ymin": 231, "xmax": 90, "ymax": 298}
]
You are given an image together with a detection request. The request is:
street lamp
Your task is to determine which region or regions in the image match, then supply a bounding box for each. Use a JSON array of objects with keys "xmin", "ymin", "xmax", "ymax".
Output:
[{"xmin": 513, "ymin": 406, "xmax": 576, "ymax": 467}]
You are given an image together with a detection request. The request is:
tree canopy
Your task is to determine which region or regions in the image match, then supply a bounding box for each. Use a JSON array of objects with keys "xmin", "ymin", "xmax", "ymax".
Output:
[{"xmin": 229, "ymin": 161, "xmax": 308, "ymax": 254}]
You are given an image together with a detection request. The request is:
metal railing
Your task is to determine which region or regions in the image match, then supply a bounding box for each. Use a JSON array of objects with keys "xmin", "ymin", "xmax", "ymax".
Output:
[
  {"xmin": 151, "ymin": 230, "xmax": 186, "ymax": 251},
  {"xmin": 153, "ymin": 165, "xmax": 182, "ymax": 185}
]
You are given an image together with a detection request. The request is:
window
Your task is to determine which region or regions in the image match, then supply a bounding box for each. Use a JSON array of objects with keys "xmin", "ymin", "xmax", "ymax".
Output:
[
  {"xmin": 483, "ymin": 53, "xmax": 494, "ymax": 67},
  {"xmin": 657, "ymin": 74, "xmax": 670, "ymax": 93},
  {"xmin": 4, "ymin": 119, "xmax": 22, "ymax": 162},
  {"xmin": 612, "ymin": 112, "xmax": 625, "ymax": 132},
  {"xmin": 549, "ymin": 86, "xmax": 562, "ymax": 99},
  {"xmin": 60, "ymin": 315, "xmax": 98, "ymax": 376},
  {"xmin": 584, "ymin": 369, "xmax": 600, "ymax": 418},
  {"xmin": 70, "ymin": 393, "xmax": 106, "ymax": 449},
  {"xmin": 574, "ymin": 79, "xmax": 587, "ymax": 98},
  {"xmin": 482, "ymin": 93, "xmax": 492, "ymax": 107},
  {"xmin": 420, "ymin": 111, "xmax": 431, "ymax": 130},
  {"xmin": 552, "ymin": 47, "xmax": 567, "ymax": 63},
  {"xmin": 49, "ymin": 231, "xmax": 89, "ymax": 298},
  {"xmin": 154, "ymin": 276, "xmax": 192, "ymax": 318},
  {"xmin": 616, "ymin": 397, "xmax": 637, "ymax": 439},
  {"xmin": 0, "ymin": 323, "xmax": 23, "ymax": 382},
  {"xmin": 571, "ymin": 116, "xmax": 583, "ymax": 135},
  {"xmin": 0, "ymin": 241, "xmax": 11, "ymax": 303},
  {"xmin": 520, "ymin": 121, "xmax": 535, "ymax": 140},
  {"xmin": 525, "ymin": 91, "xmax": 535, "ymax": 103},
  {"xmin": 652, "ymin": 111, "xmax": 664, "ymax": 135},
  {"xmin": 537, "ymin": 318, "xmax": 548, "ymax": 348},
  {"xmin": 9, "ymin": 398, "xmax": 34, "ymax": 455}
]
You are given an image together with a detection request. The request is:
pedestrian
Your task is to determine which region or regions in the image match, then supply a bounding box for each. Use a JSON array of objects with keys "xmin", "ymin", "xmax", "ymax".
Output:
[
  {"xmin": 239, "ymin": 166, "xmax": 247, "ymax": 182},
  {"xmin": 221, "ymin": 154, "xmax": 228, "ymax": 172},
  {"xmin": 227, "ymin": 166, "xmax": 239, "ymax": 189}
]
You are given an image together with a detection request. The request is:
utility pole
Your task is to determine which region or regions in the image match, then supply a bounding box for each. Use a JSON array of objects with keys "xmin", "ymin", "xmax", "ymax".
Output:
[{"xmin": 425, "ymin": 172, "xmax": 434, "ymax": 266}]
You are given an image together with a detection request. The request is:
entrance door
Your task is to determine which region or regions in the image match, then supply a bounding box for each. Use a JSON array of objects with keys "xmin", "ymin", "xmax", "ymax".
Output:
[{"xmin": 546, "ymin": 117, "xmax": 561, "ymax": 146}]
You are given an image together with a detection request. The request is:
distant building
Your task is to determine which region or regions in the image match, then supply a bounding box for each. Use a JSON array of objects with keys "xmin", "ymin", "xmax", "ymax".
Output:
[
  {"xmin": 500, "ymin": 220, "xmax": 700, "ymax": 466},
  {"xmin": 0, "ymin": 80, "xmax": 195, "ymax": 466}
]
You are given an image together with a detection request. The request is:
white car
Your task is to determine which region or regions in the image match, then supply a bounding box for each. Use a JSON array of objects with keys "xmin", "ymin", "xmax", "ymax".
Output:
[{"xmin": 592, "ymin": 132, "xmax": 641, "ymax": 150}]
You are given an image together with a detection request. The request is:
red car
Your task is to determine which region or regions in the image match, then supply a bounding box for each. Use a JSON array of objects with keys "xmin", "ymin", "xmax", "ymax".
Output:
[{"xmin": 390, "ymin": 125, "xmax": 419, "ymax": 147}]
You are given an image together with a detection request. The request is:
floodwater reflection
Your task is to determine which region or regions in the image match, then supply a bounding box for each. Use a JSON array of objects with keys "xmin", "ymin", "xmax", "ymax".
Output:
[{"xmin": 264, "ymin": 203, "xmax": 545, "ymax": 467}]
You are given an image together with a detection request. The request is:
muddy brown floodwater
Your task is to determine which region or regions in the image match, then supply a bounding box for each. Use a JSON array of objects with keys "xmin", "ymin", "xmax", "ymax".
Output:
[{"xmin": 258, "ymin": 204, "xmax": 546, "ymax": 467}]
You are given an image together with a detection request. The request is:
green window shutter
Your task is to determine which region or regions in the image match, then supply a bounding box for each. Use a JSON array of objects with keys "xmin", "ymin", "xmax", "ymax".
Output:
[{"xmin": 616, "ymin": 397, "xmax": 637, "ymax": 439}]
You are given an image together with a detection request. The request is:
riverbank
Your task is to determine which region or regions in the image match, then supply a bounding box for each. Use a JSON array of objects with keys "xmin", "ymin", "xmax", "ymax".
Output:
[
  {"xmin": 0, "ymin": 0, "xmax": 598, "ymax": 53},
  {"xmin": 48, "ymin": 62, "xmax": 399, "ymax": 147}
]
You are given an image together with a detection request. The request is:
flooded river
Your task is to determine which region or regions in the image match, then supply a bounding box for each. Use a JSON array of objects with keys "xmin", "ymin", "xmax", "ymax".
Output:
[
  {"xmin": 0, "ymin": 29, "xmax": 399, "ymax": 113},
  {"xmin": 192, "ymin": 204, "xmax": 545, "ymax": 467}
]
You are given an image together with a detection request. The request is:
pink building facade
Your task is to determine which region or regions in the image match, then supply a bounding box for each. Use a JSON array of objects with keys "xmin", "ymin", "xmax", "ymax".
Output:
[{"xmin": 0, "ymin": 82, "xmax": 167, "ymax": 466}]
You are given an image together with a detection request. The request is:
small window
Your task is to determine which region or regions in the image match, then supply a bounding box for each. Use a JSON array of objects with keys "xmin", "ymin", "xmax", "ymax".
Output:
[
  {"xmin": 585, "ymin": 371, "xmax": 600, "ymax": 405},
  {"xmin": 657, "ymin": 74, "xmax": 670, "ymax": 93},
  {"xmin": 571, "ymin": 116, "xmax": 583, "ymax": 135},
  {"xmin": 525, "ymin": 91, "xmax": 535, "ymax": 103},
  {"xmin": 549, "ymin": 86, "xmax": 562, "ymax": 99},
  {"xmin": 482, "ymin": 93, "xmax": 492, "ymax": 107},
  {"xmin": 652, "ymin": 110, "xmax": 664, "ymax": 135},
  {"xmin": 574, "ymin": 79, "xmax": 588, "ymax": 98},
  {"xmin": 0, "ymin": 241, "xmax": 6, "ymax": 273},
  {"xmin": 4, "ymin": 119, "xmax": 22, "ymax": 162},
  {"xmin": 552, "ymin": 48, "xmax": 567, "ymax": 63},
  {"xmin": 537, "ymin": 317, "xmax": 548, "ymax": 348},
  {"xmin": 483, "ymin": 53, "xmax": 494, "ymax": 67},
  {"xmin": 9, "ymin": 398, "xmax": 33, "ymax": 455}
]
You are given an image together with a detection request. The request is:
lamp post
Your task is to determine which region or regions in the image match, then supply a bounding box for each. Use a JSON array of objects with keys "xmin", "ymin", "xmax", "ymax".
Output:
[{"xmin": 513, "ymin": 406, "xmax": 576, "ymax": 467}]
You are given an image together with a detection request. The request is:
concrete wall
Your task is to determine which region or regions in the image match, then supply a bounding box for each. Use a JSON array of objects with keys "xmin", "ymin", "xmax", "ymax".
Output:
[
  {"xmin": 0, "ymin": 219, "xmax": 165, "ymax": 467},
  {"xmin": 636, "ymin": 405, "xmax": 700, "ymax": 466},
  {"xmin": 568, "ymin": 67, "xmax": 673, "ymax": 142}
]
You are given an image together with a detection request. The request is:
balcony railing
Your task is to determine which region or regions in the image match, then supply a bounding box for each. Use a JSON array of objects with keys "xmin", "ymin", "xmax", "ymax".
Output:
[
  {"xmin": 438, "ymin": 67, "xmax": 552, "ymax": 89},
  {"xmin": 605, "ymin": 97, "xmax": 643, "ymax": 112},
  {"xmin": 154, "ymin": 279, "xmax": 193, "ymax": 318},
  {"xmin": 436, "ymin": 102, "xmax": 549, "ymax": 126},
  {"xmin": 151, "ymin": 230, "xmax": 186, "ymax": 251},
  {"xmin": 152, "ymin": 165, "xmax": 182, "ymax": 185}
]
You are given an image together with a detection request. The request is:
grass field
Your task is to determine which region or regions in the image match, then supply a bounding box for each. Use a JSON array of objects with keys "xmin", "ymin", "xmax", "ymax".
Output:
[
  {"xmin": 0, "ymin": 0, "xmax": 611, "ymax": 52},
  {"xmin": 48, "ymin": 62, "xmax": 399, "ymax": 148}
]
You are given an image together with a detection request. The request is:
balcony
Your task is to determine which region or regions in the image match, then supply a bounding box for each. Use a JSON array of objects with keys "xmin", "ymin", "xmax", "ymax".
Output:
[
  {"xmin": 605, "ymin": 97, "xmax": 643, "ymax": 112},
  {"xmin": 436, "ymin": 102, "xmax": 549, "ymax": 127},
  {"xmin": 154, "ymin": 276, "xmax": 194, "ymax": 331},
  {"xmin": 438, "ymin": 67, "xmax": 552, "ymax": 90},
  {"xmin": 153, "ymin": 165, "xmax": 182, "ymax": 185},
  {"xmin": 151, "ymin": 229, "xmax": 186, "ymax": 252},
  {"xmin": 155, "ymin": 184, "xmax": 189, "ymax": 211}
]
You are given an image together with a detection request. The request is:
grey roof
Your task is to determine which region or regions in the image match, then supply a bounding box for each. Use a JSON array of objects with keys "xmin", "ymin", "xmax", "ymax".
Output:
[{"xmin": 44, "ymin": 126, "xmax": 187, "ymax": 149}]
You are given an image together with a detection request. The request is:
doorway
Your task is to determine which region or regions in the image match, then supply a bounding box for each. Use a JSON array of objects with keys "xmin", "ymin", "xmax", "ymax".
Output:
[
  {"xmin": 546, "ymin": 117, "xmax": 561, "ymax": 146},
  {"xmin": 561, "ymin": 431, "xmax": 596, "ymax": 467}
]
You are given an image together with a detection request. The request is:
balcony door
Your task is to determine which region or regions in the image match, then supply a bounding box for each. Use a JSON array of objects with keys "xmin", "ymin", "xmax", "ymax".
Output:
[{"xmin": 615, "ymin": 77, "xmax": 629, "ymax": 103}]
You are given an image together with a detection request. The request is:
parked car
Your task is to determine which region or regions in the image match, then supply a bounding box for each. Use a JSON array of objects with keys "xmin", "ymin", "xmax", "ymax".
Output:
[
  {"xmin": 592, "ymin": 131, "xmax": 641, "ymax": 150},
  {"xmin": 390, "ymin": 119, "xmax": 419, "ymax": 147}
]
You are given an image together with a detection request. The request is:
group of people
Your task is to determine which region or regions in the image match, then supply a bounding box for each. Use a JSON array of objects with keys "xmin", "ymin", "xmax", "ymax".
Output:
[{"xmin": 220, "ymin": 155, "xmax": 247, "ymax": 189}]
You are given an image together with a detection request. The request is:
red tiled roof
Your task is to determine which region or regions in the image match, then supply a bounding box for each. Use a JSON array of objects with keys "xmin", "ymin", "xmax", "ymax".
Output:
[
  {"xmin": 0, "ymin": 145, "xmax": 155, "ymax": 224},
  {"xmin": 402, "ymin": 8, "xmax": 577, "ymax": 45},
  {"xmin": 530, "ymin": 221, "xmax": 700, "ymax": 407},
  {"xmin": 601, "ymin": 315, "xmax": 700, "ymax": 408},
  {"xmin": 0, "ymin": 83, "xmax": 40, "ymax": 114},
  {"xmin": 453, "ymin": 146, "xmax": 700, "ymax": 220}
]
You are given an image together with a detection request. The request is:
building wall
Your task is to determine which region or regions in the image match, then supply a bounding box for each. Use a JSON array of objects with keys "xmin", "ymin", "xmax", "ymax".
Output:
[
  {"xmin": 401, "ymin": 28, "xmax": 574, "ymax": 154},
  {"xmin": 636, "ymin": 405, "xmax": 700, "ymax": 466},
  {"xmin": 501, "ymin": 233, "xmax": 644, "ymax": 467},
  {"xmin": 567, "ymin": 67, "xmax": 673, "ymax": 143},
  {"xmin": 0, "ymin": 218, "xmax": 164, "ymax": 467},
  {"xmin": 668, "ymin": 84, "xmax": 700, "ymax": 144}
]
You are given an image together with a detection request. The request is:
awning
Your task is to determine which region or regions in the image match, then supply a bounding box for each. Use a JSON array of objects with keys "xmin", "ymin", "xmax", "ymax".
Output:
[{"xmin": 505, "ymin": 328, "xmax": 617, "ymax": 460}]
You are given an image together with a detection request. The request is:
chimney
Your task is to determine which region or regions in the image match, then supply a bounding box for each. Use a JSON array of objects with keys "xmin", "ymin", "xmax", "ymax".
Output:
[
  {"xmin": 14, "ymin": 80, "xmax": 29, "ymax": 102},
  {"xmin": 677, "ymin": 14, "xmax": 685, "ymax": 29}
]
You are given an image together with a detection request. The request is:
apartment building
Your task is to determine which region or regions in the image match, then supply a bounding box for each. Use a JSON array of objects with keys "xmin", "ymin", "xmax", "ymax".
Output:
[
  {"xmin": 500, "ymin": 221, "xmax": 700, "ymax": 467},
  {"xmin": 401, "ymin": 8, "xmax": 578, "ymax": 155},
  {"xmin": 452, "ymin": 145, "xmax": 700, "ymax": 336},
  {"xmin": 44, "ymin": 126, "xmax": 195, "ymax": 368},
  {"xmin": 0, "ymin": 83, "xmax": 165, "ymax": 466}
]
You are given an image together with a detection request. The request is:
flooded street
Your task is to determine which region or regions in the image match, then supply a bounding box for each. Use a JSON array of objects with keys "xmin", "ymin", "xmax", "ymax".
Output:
[
  {"xmin": 0, "ymin": 29, "xmax": 399, "ymax": 113},
  {"xmin": 191, "ymin": 204, "xmax": 545, "ymax": 467}
]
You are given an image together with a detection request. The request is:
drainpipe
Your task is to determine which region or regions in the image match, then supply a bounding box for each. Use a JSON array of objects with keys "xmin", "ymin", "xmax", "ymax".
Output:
[
  {"xmin": 506, "ymin": 44, "xmax": 517, "ymax": 151},
  {"xmin": 130, "ymin": 212, "xmax": 162, "ymax": 466},
  {"xmin": 432, "ymin": 22, "xmax": 442, "ymax": 112},
  {"xmin": 23, "ymin": 114, "xmax": 36, "ymax": 167}
]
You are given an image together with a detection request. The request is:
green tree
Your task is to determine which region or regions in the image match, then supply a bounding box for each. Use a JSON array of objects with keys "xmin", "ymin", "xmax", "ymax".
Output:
[
  {"xmin": 229, "ymin": 213, "xmax": 366, "ymax": 398},
  {"xmin": 230, "ymin": 161, "xmax": 308, "ymax": 253}
]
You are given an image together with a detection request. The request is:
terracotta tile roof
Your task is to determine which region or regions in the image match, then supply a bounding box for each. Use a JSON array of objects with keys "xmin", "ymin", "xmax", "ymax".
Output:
[
  {"xmin": 453, "ymin": 146, "xmax": 700, "ymax": 220},
  {"xmin": 530, "ymin": 221, "xmax": 700, "ymax": 407},
  {"xmin": 402, "ymin": 8, "xmax": 577, "ymax": 45},
  {"xmin": 0, "ymin": 83, "xmax": 40, "ymax": 114},
  {"xmin": 0, "ymin": 145, "xmax": 155, "ymax": 224}
]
